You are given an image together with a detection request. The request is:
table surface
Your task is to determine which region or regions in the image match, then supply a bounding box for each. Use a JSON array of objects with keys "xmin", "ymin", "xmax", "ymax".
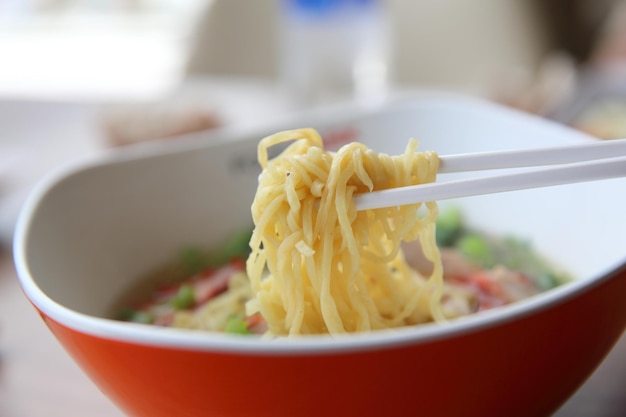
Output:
[{"xmin": 1, "ymin": 247, "xmax": 625, "ymax": 416}]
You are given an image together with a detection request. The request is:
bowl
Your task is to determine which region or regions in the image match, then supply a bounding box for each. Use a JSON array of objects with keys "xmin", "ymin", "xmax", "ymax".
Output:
[{"xmin": 14, "ymin": 93, "xmax": 626, "ymax": 417}]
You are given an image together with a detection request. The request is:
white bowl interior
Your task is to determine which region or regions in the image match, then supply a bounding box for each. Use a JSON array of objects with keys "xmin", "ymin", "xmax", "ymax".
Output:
[{"xmin": 18, "ymin": 94, "xmax": 626, "ymax": 323}]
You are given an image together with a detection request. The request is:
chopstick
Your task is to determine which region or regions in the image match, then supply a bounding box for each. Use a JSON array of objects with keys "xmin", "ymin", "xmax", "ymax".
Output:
[
  {"xmin": 438, "ymin": 138, "xmax": 626, "ymax": 173},
  {"xmin": 354, "ymin": 139, "xmax": 626, "ymax": 211}
]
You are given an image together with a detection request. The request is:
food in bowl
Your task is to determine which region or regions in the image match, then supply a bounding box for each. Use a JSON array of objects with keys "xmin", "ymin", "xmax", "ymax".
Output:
[
  {"xmin": 114, "ymin": 129, "xmax": 569, "ymax": 337},
  {"xmin": 14, "ymin": 95, "xmax": 626, "ymax": 417},
  {"xmin": 115, "ymin": 208, "xmax": 568, "ymax": 336},
  {"xmin": 251, "ymin": 128, "xmax": 442, "ymax": 335}
]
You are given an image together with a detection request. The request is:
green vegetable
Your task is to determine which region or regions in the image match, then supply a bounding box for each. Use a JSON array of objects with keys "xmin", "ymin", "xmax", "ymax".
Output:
[
  {"xmin": 224, "ymin": 315, "xmax": 252, "ymax": 335},
  {"xmin": 221, "ymin": 228, "xmax": 254, "ymax": 261},
  {"xmin": 534, "ymin": 272, "xmax": 561, "ymax": 290},
  {"xmin": 497, "ymin": 237, "xmax": 569, "ymax": 287},
  {"xmin": 458, "ymin": 233, "xmax": 495, "ymax": 268},
  {"xmin": 178, "ymin": 229, "xmax": 253, "ymax": 274},
  {"xmin": 170, "ymin": 284, "xmax": 196, "ymax": 310},
  {"xmin": 436, "ymin": 207, "xmax": 464, "ymax": 247},
  {"xmin": 116, "ymin": 308, "xmax": 154, "ymax": 324},
  {"xmin": 179, "ymin": 248, "xmax": 207, "ymax": 275},
  {"xmin": 206, "ymin": 229, "xmax": 254, "ymax": 267}
]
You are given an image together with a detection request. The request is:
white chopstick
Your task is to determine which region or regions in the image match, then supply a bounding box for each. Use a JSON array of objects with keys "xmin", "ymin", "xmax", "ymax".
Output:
[
  {"xmin": 438, "ymin": 137, "xmax": 626, "ymax": 173},
  {"xmin": 354, "ymin": 139, "xmax": 626, "ymax": 211}
]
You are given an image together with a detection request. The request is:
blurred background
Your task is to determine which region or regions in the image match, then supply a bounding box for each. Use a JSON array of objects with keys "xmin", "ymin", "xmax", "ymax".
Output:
[{"xmin": 1, "ymin": 0, "xmax": 626, "ymax": 246}]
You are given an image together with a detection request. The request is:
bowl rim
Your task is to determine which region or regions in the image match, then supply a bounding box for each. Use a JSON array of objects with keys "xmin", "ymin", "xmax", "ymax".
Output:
[
  {"xmin": 15, "ymin": 248, "xmax": 624, "ymax": 355},
  {"xmin": 13, "ymin": 92, "xmax": 626, "ymax": 355}
]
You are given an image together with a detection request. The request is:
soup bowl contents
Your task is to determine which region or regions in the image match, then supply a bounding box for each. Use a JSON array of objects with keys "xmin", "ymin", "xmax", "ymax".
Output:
[
  {"xmin": 115, "ymin": 207, "xmax": 568, "ymax": 336},
  {"xmin": 114, "ymin": 127, "xmax": 569, "ymax": 338},
  {"xmin": 14, "ymin": 94, "xmax": 626, "ymax": 417}
]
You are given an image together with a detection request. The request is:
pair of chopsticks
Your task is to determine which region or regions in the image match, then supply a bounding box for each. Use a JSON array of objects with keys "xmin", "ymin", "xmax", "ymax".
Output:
[{"xmin": 354, "ymin": 138, "xmax": 626, "ymax": 211}]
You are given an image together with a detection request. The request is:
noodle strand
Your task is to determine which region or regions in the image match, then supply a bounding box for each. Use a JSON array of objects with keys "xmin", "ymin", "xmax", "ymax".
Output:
[{"xmin": 247, "ymin": 128, "xmax": 444, "ymax": 335}]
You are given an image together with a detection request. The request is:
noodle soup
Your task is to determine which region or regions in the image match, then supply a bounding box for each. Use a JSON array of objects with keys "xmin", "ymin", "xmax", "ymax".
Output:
[
  {"xmin": 114, "ymin": 208, "xmax": 568, "ymax": 335},
  {"xmin": 114, "ymin": 130, "xmax": 569, "ymax": 336},
  {"xmin": 18, "ymin": 95, "xmax": 625, "ymax": 417}
]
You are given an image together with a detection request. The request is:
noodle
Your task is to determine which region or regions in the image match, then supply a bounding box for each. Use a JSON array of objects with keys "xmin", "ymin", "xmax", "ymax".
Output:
[
  {"xmin": 246, "ymin": 128, "xmax": 444, "ymax": 336},
  {"xmin": 116, "ymin": 129, "xmax": 568, "ymax": 335}
]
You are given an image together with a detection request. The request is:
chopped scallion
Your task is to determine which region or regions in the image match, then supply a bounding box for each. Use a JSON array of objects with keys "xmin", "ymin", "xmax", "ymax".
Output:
[
  {"xmin": 116, "ymin": 308, "xmax": 155, "ymax": 324},
  {"xmin": 170, "ymin": 284, "xmax": 196, "ymax": 310},
  {"xmin": 224, "ymin": 315, "xmax": 252, "ymax": 335}
]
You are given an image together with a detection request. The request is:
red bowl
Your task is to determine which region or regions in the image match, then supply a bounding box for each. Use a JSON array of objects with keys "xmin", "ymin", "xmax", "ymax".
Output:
[{"xmin": 14, "ymin": 94, "xmax": 626, "ymax": 417}]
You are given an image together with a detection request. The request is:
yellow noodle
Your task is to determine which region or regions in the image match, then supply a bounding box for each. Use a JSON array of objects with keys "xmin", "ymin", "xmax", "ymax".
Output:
[{"xmin": 246, "ymin": 128, "xmax": 443, "ymax": 336}]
